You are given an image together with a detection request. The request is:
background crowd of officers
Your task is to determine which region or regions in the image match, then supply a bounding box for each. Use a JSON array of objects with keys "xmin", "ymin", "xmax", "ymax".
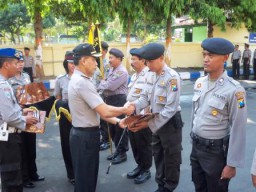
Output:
[
  {"xmin": 231, "ymin": 43, "xmax": 256, "ymax": 80},
  {"xmin": 0, "ymin": 37, "xmax": 256, "ymax": 192}
]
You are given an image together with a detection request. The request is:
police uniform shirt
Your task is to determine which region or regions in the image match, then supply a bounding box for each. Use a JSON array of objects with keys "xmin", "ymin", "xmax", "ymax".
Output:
[
  {"xmin": 0, "ymin": 74, "xmax": 26, "ymax": 130},
  {"xmin": 192, "ymin": 71, "xmax": 247, "ymax": 167},
  {"xmin": 98, "ymin": 63, "xmax": 128, "ymax": 96},
  {"xmin": 24, "ymin": 55, "xmax": 34, "ymax": 68},
  {"xmin": 127, "ymin": 66, "xmax": 154, "ymax": 102},
  {"xmin": 92, "ymin": 67, "xmax": 103, "ymax": 89},
  {"xmin": 231, "ymin": 50, "xmax": 241, "ymax": 60},
  {"xmin": 251, "ymin": 149, "xmax": 256, "ymax": 175},
  {"xmin": 134, "ymin": 65, "xmax": 181, "ymax": 133},
  {"xmin": 103, "ymin": 58, "xmax": 110, "ymax": 79},
  {"xmin": 8, "ymin": 72, "xmax": 31, "ymax": 96},
  {"xmin": 242, "ymin": 49, "xmax": 251, "ymax": 59},
  {"xmin": 54, "ymin": 74, "xmax": 71, "ymax": 101},
  {"xmin": 68, "ymin": 69, "xmax": 104, "ymax": 128}
]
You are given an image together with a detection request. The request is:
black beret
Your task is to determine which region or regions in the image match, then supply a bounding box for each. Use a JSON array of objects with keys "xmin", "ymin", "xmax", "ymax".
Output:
[
  {"xmin": 129, "ymin": 48, "xmax": 143, "ymax": 57},
  {"xmin": 101, "ymin": 41, "xmax": 109, "ymax": 50},
  {"xmin": 73, "ymin": 43, "xmax": 101, "ymax": 58},
  {"xmin": 65, "ymin": 51, "xmax": 74, "ymax": 62},
  {"xmin": 109, "ymin": 48, "xmax": 124, "ymax": 58},
  {"xmin": 140, "ymin": 43, "xmax": 165, "ymax": 60},
  {"xmin": 201, "ymin": 38, "xmax": 234, "ymax": 55}
]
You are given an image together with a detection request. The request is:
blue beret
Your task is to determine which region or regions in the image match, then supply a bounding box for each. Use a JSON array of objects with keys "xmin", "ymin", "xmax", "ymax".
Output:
[
  {"xmin": 140, "ymin": 43, "xmax": 165, "ymax": 60},
  {"xmin": 109, "ymin": 48, "xmax": 124, "ymax": 58},
  {"xmin": 130, "ymin": 48, "xmax": 143, "ymax": 57},
  {"xmin": 73, "ymin": 43, "xmax": 101, "ymax": 58},
  {"xmin": 201, "ymin": 38, "xmax": 234, "ymax": 55},
  {"xmin": 0, "ymin": 48, "xmax": 21, "ymax": 60}
]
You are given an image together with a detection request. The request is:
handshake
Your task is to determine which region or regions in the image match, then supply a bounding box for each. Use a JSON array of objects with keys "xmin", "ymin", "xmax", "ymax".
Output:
[{"xmin": 123, "ymin": 101, "xmax": 136, "ymax": 116}]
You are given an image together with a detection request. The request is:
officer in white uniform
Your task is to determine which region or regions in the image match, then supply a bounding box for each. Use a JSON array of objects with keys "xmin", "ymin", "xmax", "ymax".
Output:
[
  {"xmin": 190, "ymin": 38, "xmax": 247, "ymax": 192},
  {"xmin": 0, "ymin": 48, "xmax": 38, "ymax": 192},
  {"xmin": 128, "ymin": 43, "xmax": 183, "ymax": 192},
  {"xmin": 68, "ymin": 43, "xmax": 134, "ymax": 192}
]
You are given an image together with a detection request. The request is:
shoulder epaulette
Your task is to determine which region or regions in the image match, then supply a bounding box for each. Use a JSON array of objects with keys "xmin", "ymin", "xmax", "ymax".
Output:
[
  {"xmin": 227, "ymin": 76, "xmax": 241, "ymax": 87},
  {"xmin": 56, "ymin": 74, "xmax": 66, "ymax": 79}
]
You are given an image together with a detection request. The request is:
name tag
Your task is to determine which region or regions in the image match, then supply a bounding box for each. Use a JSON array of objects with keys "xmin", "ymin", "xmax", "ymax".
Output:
[{"xmin": 0, "ymin": 122, "xmax": 9, "ymax": 141}]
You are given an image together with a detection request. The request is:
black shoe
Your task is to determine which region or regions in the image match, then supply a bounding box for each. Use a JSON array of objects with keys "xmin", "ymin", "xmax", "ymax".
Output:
[
  {"xmin": 111, "ymin": 153, "xmax": 127, "ymax": 164},
  {"xmin": 23, "ymin": 181, "xmax": 35, "ymax": 188},
  {"xmin": 155, "ymin": 185, "xmax": 164, "ymax": 192},
  {"xmin": 127, "ymin": 166, "xmax": 141, "ymax": 179},
  {"xmin": 100, "ymin": 142, "xmax": 110, "ymax": 151},
  {"xmin": 69, "ymin": 178, "xmax": 75, "ymax": 185},
  {"xmin": 107, "ymin": 152, "xmax": 118, "ymax": 160},
  {"xmin": 134, "ymin": 170, "xmax": 151, "ymax": 184},
  {"xmin": 31, "ymin": 176, "xmax": 45, "ymax": 182}
]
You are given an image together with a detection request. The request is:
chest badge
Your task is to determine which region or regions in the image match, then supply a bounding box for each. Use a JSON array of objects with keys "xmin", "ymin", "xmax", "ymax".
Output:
[
  {"xmin": 159, "ymin": 96, "xmax": 165, "ymax": 102},
  {"xmin": 135, "ymin": 88, "xmax": 141, "ymax": 94},
  {"xmin": 197, "ymin": 83, "xmax": 201, "ymax": 88},
  {"xmin": 211, "ymin": 109, "xmax": 218, "ymax": 116}
]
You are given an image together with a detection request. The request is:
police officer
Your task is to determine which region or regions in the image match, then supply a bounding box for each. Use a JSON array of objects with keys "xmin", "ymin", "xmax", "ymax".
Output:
[
  {"xmin": 251, "ymin": 148, "xmax": 256, "ymax": 187},
  {"xmin": 54, "ymin": 51, "xmax": 75, "ymax": 185},
  {"xmin": 128, "ymin": 43, "xmax": 183, "ymax": 192},
  {"xmin": 23, "ymin": 47, "xmax": 35, "ymax": 82},
  {"xmin": 8, "ymin": 52, "xmax": 39, "ymax": 189},
  {"xmin": 0, "ymin": 48, "xmax": 38, "ymax": 192},
  {"xmin": 253, "ymin": 48, "xmax": 256, "ymax": 80},
  {"xmin": 231, "ymin": 45, "xmax": 241, "ymax": 79},
  {"xmin": 190, "ymin": 38, "xmax": 247, "ymax": 192},
  {"xmin": 68, "ymin": 43, "xmax": 134, "ymax": 192},
  {"xmin": 242, "ymin": 43, "xmax": 251, "ymax": 80},
  {"xmin": 126, "ymin": 48, "xmax": 153, "ymax": 184},
  {"xmin": 98, "ymin": 48, "xmax": 129, "ymax": 164}
]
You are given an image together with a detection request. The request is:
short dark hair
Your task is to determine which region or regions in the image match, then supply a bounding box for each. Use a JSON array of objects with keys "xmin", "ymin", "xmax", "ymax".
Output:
[
  {"xmin": 63, "ymin": 59, "xmax": 69, "ymax": 73},
  {"xmin": 0, "ymin": 58, "xmax": 14, "ymax": 68},
  {"xmin": 24, "ymin": 47, "xmax": 30, "ymax": 51}
]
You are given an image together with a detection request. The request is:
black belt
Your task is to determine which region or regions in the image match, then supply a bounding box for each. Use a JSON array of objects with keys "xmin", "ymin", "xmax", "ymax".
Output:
[
  {"xmin": 73, "ymin": 126, "xmax": 99, "ymax": 132},
  {"xmin": 103, "ymin": 94, "xmax": 126, "ymax": 99},
  {"xmin": 190, "ymin": 132, "xmax": 229, "ymax": 147}
]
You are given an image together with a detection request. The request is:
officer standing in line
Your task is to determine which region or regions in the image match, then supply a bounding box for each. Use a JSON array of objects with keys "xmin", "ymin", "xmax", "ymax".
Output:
[
  {"xmin": 190, "ymin": 38, "xmax": 247, "ymax": 192},
  {"xmin": 253, "ymin": 48, "xmax": 256, "ymax": 80},
  {"xmin": 126, "ymin": 48, "xmax": 153, "ymax": 184},
  {"xmin": 23, "ymin": 47, "xmax": 35, "ymax": 82},
  {"xmin": 251, "ymin": 148, "xmax": 256, "ymax": 187},
  {"xmin": 54, "ymin": 51, "xmax": 75, "ymax": 185},
  {"xmin": 0, "ymin": 48, "xmax": 38, "ymax": 192},
  {"xmin": 231, "ymin": 45, "xmax": 241, "ymax": 79},
  {"xmin": 128, "ymin": 43, "xmax": 183, "ymax": 192},
  {"xmin": 242, "ymin": 43, "xmax": 251, "ymax": 80},
  {"xmin": 98, "ymin": 48, "xmax": 129, "ymax": 164},
  {"xmin": 8, "ymin": 52, "xmax": 39, "ymax": 189},
  {"xmin": 68, "ymin": 43, "xmax": 134, "ymax": 192}
]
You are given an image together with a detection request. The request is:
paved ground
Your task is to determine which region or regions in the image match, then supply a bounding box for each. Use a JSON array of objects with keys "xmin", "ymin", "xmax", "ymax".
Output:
[{"xmin": 20, "ymin": 79, "xmax": 256, "ymax": 192}]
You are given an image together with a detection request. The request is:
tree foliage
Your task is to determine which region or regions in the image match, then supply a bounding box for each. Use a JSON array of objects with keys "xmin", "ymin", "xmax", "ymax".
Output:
[{"xmin": 0, "ymin": 3, "xmax": 30, "ymax": 44}]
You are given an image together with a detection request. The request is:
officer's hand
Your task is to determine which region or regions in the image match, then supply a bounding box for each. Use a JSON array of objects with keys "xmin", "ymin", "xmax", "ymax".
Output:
[
  {"xmin": 25, "ymin": 116, "xmax": 38, "ymax": 125},
  {"xmin": 23, "ymin": 108, "xmax": 34, "ymax": 115},
  {"xmin": 252, "ymin": 174, "xmax": 256, "ymax": 187},
  {"xmin": 124, "ymin": 102, "xmax": 135, "ymax": 116},
  {"xmin": 128, "ymin": 121, "xmax": 148, "ymax": 132},
  {"xmin": 119, "ymin": 118, "xmax": 127, "ymax": 129},
  {"xmin": 220, "ymin": 165, "xmax": 236, "ymax": 179}
]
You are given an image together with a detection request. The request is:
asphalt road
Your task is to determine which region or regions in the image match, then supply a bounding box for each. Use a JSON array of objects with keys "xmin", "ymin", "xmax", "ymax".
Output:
[{"xmin": 19, "ymin": 79, "xmax": 256, "ymax": 192}]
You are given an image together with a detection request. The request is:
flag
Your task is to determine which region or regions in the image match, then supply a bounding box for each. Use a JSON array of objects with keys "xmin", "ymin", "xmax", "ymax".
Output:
[{"xmin": 88, "ymin": 22, "xmax": 103, "ymax": 76}]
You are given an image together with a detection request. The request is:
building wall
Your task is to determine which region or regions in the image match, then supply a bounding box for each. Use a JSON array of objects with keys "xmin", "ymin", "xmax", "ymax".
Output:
[{"xmin": 193, "ymin": 26, "xmax": 207, "ymax": 42}]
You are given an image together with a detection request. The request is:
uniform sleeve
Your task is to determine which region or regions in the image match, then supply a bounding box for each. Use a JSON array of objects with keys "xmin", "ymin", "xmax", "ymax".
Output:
[
  {"xmin": 78, "ymin": 80, "xmax": 104, "ymax": 109},
  {"xmin": 0, "ymin": 88, "xmax": 26, "ymax": 130},
  {"xmin": 148, "ymin": 77, "xmax": 181, "ymax": 133},
  {"xmin": 98, "ymin": 71, "xmax": 128, "ymax": 91},
  {"xmin": 54, "ymin": 78, "xmax": 61, "ymax": 98},
  {"xmin": 227, "ymin": 86, "xmax": 247, "ymax": 167}
]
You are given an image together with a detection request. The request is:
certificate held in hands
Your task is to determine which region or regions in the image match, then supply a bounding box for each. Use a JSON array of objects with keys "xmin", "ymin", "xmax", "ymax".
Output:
[
  {"xmin": 125, "ymin": 113, "xmax": 156, "ymax": 128},
  {"xmin": 25, "ymin": 110, "xmax": 46, "ymax": 133}
]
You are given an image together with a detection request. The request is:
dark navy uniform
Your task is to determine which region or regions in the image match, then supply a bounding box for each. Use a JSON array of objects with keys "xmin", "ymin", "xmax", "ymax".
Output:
[
  {"xmin": 54, "ymin": 73, "xmax": 74, "ymax": 182},
  {"xmin": 191, "ymin": 38, "xmax": 247, "ymax": 192}
]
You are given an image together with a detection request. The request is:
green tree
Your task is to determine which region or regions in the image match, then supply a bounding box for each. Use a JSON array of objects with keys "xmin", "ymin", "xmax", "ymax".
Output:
[{"xmin": 0, "ymin": 3, "xmax": 30, "ymax": 44}]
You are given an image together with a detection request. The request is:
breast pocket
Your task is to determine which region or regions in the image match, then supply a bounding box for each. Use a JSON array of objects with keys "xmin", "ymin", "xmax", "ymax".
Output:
[
  {"xmin": 63, "ymin": 90, "xmax": 68, "ymax": 100},
  {"xmin": 205, "ymin": 99, "xmax": 226, "ymax": 124},
  {"xmin": 155, "ymin": 85, "xmax": 167, "ymax": 106},
  {"xmin": 131, "ymin": 84, "xmax": 144, "ymax": 97}
]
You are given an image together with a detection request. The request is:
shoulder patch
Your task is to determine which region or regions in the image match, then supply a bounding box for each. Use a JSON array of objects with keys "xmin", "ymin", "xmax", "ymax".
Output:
[{"xmin": 170, "ymin": 79, "xmax": 178, "ymax": 91}]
